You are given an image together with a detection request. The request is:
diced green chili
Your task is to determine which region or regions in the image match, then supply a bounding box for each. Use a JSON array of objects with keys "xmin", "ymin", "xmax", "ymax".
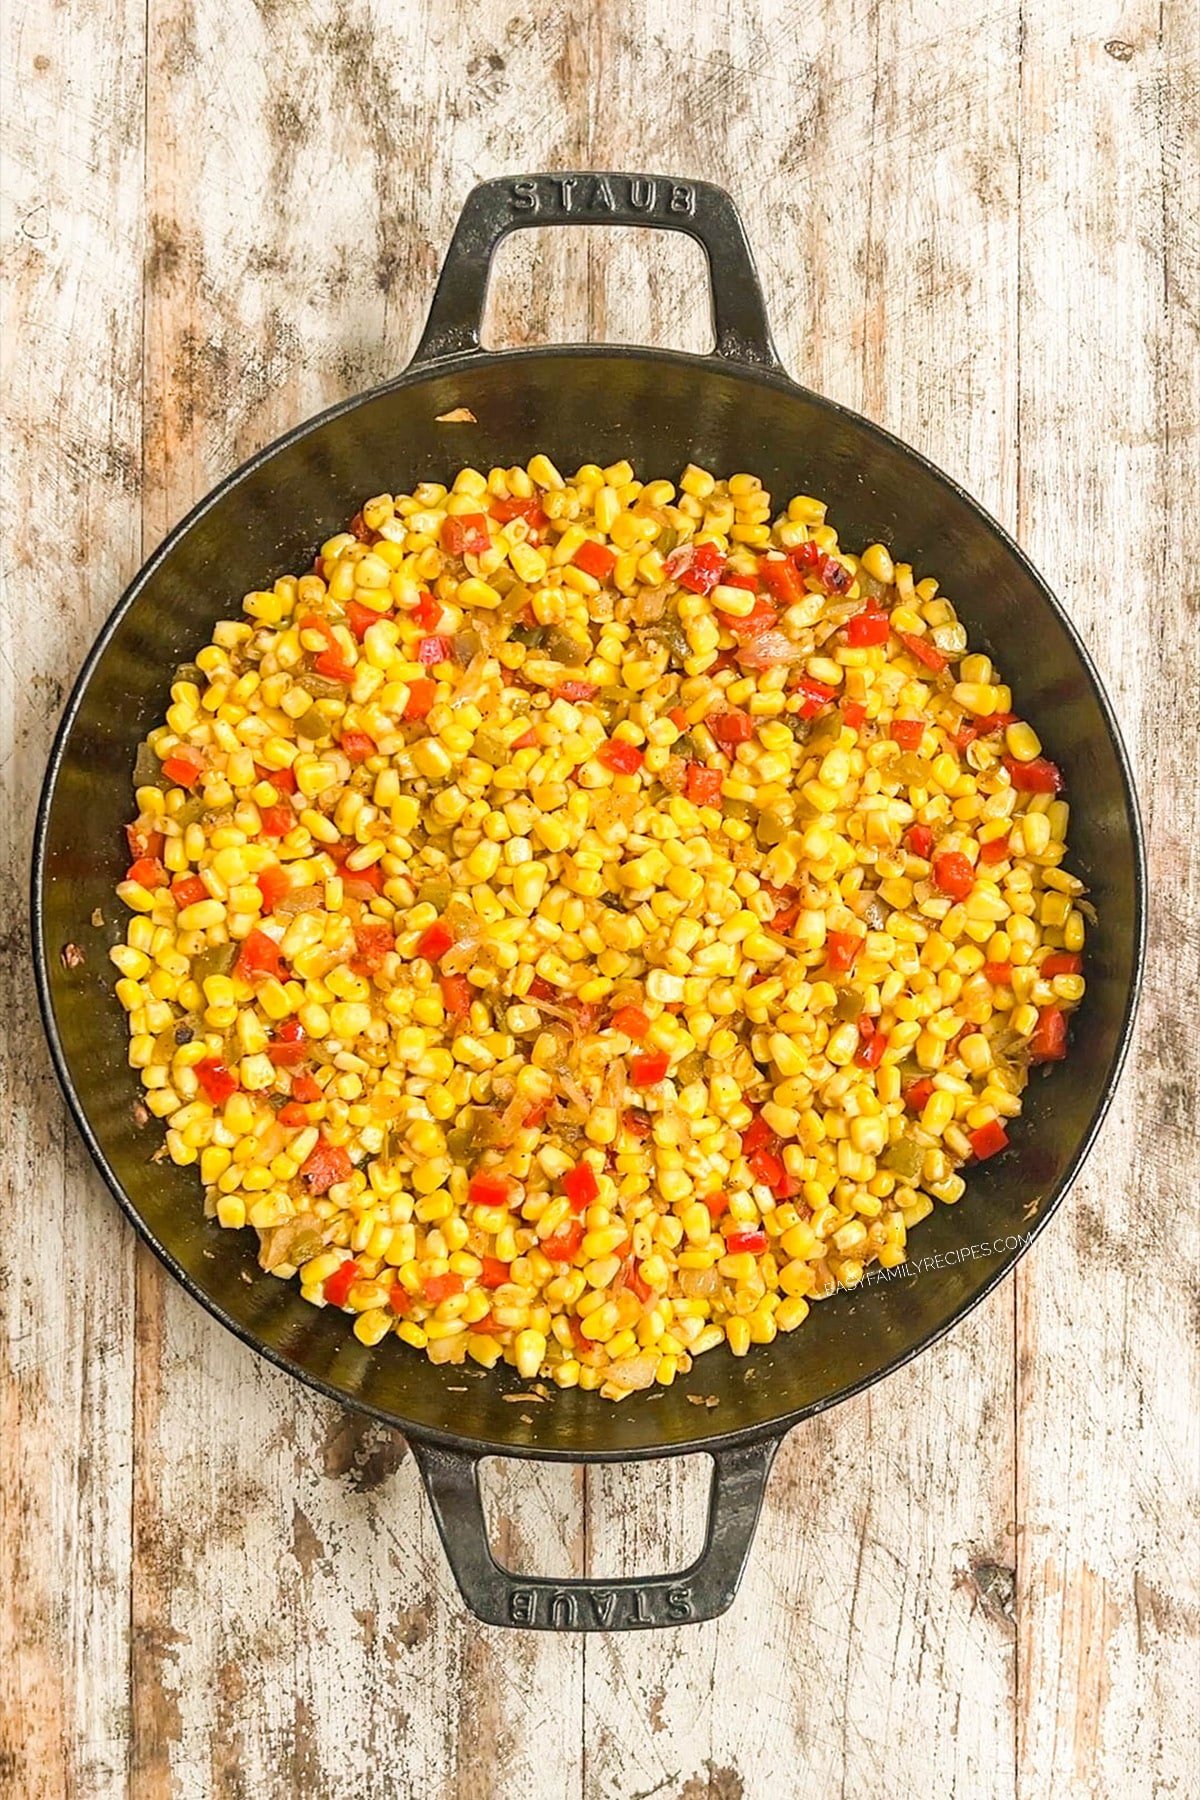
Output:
[{"xmin": 881, "ymin": 1137, "xmax": 925, "ymax": 1179}]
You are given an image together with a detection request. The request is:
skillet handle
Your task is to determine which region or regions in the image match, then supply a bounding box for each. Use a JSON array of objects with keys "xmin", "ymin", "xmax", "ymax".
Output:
[
  {"xmin": 409, "ymin": 1433, "xmax": 780, "ymax": 1630},
  {"xmin": 410, "ymin": 172, "xmax": 781, "ymax": 371}
]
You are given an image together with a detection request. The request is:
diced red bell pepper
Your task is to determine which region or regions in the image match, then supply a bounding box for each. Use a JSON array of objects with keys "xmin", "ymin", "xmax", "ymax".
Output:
[
  {"xmin": 277, "ymin": 1101, "xmax": 309, "ymax": 1126},
  {"xmin": 523, "ymin": 1101, "xmax": 550, "ymax": 1130},
  {"xmin": 235, "ymin": 928, "xmax": 286, "ymax": 981},
  {"xmin": 817, "ymin": 553, "xmax": 852, "ymax": 594},
  {"xmin": 468, "ymin": 1170, "xmax": 511, "ymax": 1208},
  {"xmin": 1029, "ymin": 1006, "xmax": 1068, "ymax": 1062},
  {"xmin": 511, "ymin": 726, "xmax": 538, "ymax": 750},
  {"xmin": 713, "ymin": 584, "xmax": 765, "ymax": 623},
  {"xmin": 842, "ymin": 699, "xmax": 867, "ymax": 729},
  {"xmin": 256, "ymin": 865, "xmax": 291, "ymax": 911},
  {"xmin": 299, "ymin": 612, "xmax": 337, "ymax": 646},
  {"xmin": 404, "ymin": 677, "xmax": 437, "ymax": 719},
  {"xmin": 897, "ymin": 630, "xmax": 948, "ymax": 672},
  {"xmin": 685, "ymin": 763, "xmax": 724, "ymax": 807},
  {"xmin": 416, "ymin": 920, "xmax": 453, "ymax": 962},
  {"xmin": 954, "ymin": 709, "xmax": 1004, "ymax": 751},
  {"xmin": 903, "ymin": 1078, "xmax": 934, "ymax": 1113},
  {"xmin": 983, "ymin": 962, "xmax": 1013, "ymax": 985},
  {"xmin": 554, "ymin": 680, "xmax": 597, "ymax": 703},
  {"xmin": 195, "ymin": 1058, "xmax": 238, "ymax": 1104},
  {"xmin": 1003, "ymin": 755, "xmax": 1063, "ymax": 794},
  {"xmin": 726, "ymin": 1228, "xmax": 767, "ymax": 1254},
  {"xmin": 666, "ymin": 540, "xmax": 725, "ymax": 594},
  {"xmin": 267, "ymin": 1018, "xmax": 306, "ymax": 1066},
  {"xmin": 424, "ymin": 1271, "xmax": 465, "ymax": 1305},
  {"xmin": 161, "ymin": 748, "xmax": 204, "ymax": 788},
  {"xmin": 345, "ymin": 599, "xmax": 390, "ymax": 640},
  {"xmin": 417, "ymin": 635, "xmax": 453, "ymax": 666},
  {"xmin": 353, "ymin": 921, "xmax": 395, "ymax": 970},
  {"xmin": 258, "ymin": 805, "xmax": 294, "ymax": 838},
  {"xmin": 979, "ymin": 836, "xmax": 1010, "ymax": 864},
  {"xmin": 343, "ymin": 863, "xmax": 384, "ymax": 897},
  {"xmin": 301, "ymin": 1137, "xmax": 353, "ymax": 1194},
  {"xmin": 563, "ymin": 1163, "xmax": 600, "ymax": 1209},
  {"xmin": 711, "ymin": 709, "xmax": 753, "ymax": 748},
  {"xmin": 1041, "ymin": 952, "xmax": 1082, "ymax": 977},
  {"xmin": 126, "ymin": 856, "xmax": 167, "ymax": 889},
  {"xmin": 440, "ymin": 513, "xmax": 490, "ymax": 558},
  {"xmin": 791, "ymin": 540, "xmax": 821, "ymax": 570},
  {"xmin": 440, "ymin": 974, "xmax": 472, "ymax": 1017},
  {"xmin": 629, "ymin": 1050, "xmax": 669, "ymax": 1087},
  {"xmin": 413, "ymin": 590, "xmax": 443, "ymax": 631},
  {"xmin": 388, "ymin": 1284, "xmax": 412, "ymax": 1316},
  {"xmin": 598, "ymin": 738, "xmax": 644, "ymax": 775},
  {"xmin": 970, "ymin": 1119, "xmax": 1010, "ymax": 1161},
  {"xmin": 891, "ymin": 717, "xmax": 925, "ymax": 751},
  {"xmin": 479, "ymin": 1256, "xmax": 511, "ymax": 1289},
  {"xmin": 703, "ymin": 1192, "xmax": 730, "ymax": 1220},
  {"xmin": 975, "ymin": 711, "xmax": 1017, "ymax": 739},
  {"xmin": 542, "ymin": 1222, "xmax": 585, "ymax": 1263},
  {"xmin": 312, "ymin": 646, "xmax": 354, "ymax": 685},
  {"xmin": 323, "ymin": 1261, "xmax": 361, "ymax": 1307},
  {"xmin": 771, "ymin": 900, "xmax": 802, "ymax": 934},
  {"xmin": 845, "ymin": 605, "xmax": 890, "ymax": 647},
  {"xmin": 668, "ymin": 706, "xmax": 689, "ymax": 730},
  {"xmin": 932, "ymin": 851, "xmax": 975, "ymax": 901},
  {"xmin": 291, "ymin": 1071, "xmax": 322, "ymax": 1104},
  {"xmin": 740, "ymin": 1113, "xmax": 774, "ymax": 1157},
  {"xmin": 609, "ymin": 1005, "xmax": 649, "ymax": 1040},
  {"xmin": 255, "ymin": 761, "xmax": 296, "ymax": 793},
  {"xmin": 759, "ymin": 555, "xmax": 805, "ymax": 606},
  {"xmin": 793, "ymin": 675, "xmax": 837, "ymax": 718},
  {"xmin": 730, "ymin": 598, "xmax": 780, "ymax": 642},
  {"xmin": 340, "ymin": 729, "xmax": 376, "ymax": 762},
  {"xmin": 905, "ymin": 823, "xmax": 934, "ymax": 860},
  {"xmin": 125, "ymin": 824, "xmax": 165, "ymax": 860},
  {"xmin": 748, "ymin": 1146, "xmax": 787, "ymax": 1191},
  {"xmin": 623, "ymin": 1109, "xmax": 652, "ymax": 1139},
  {"xmin": 489, "ymin": 495, "xmax": 549, "ymax": 533},
  {"xmin": 623, "ymin": 1260, "xmax": 652, "ymax": 1304},
  {"xmin": 826, "ymin": 930, "xmax": 864, "ymax": 974},
  {"xmin": 854, "ymin": 1017, "xmax": 887, "ymax": 1069},
  {"xmin": 573, "ymin": 538, "xmax": 617, "ymax": 581}
]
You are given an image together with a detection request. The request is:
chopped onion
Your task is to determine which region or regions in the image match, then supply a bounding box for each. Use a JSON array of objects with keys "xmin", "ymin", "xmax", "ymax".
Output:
[
  {"xmin": 605, "ymin": 1353, "xmax": 658, "ymax": 1391},
  {"xmin": 278, "ymin": 884, "xmax": 323, "ymax": 915},
  {"xmin": 735, "ymin": 629, "xmax": 806, "ymax": 669},
  {"xmin": 679, "ymin": 1267, "xmax": 720, "ymax": 1297}
]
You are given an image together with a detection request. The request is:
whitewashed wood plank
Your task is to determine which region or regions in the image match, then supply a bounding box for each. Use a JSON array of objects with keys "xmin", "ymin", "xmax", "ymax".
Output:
[
  {"xmin": 1014, "ymin": 10, "xmax": 1200, "ymax": 1798},
  {"xmin": 0, "ymin": 0, "xmax": 145, "ymax": 1793}
]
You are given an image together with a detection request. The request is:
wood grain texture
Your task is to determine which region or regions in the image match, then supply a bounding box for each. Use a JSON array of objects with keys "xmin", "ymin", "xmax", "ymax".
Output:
[
  {"xmin": 1013, "ymin": 11, "xmax": 1200, "ymax": 1799},
  {"xmin": 1, "ymin": 1, "xmax": 145, "ymax": 1794},
  {"xmin": 3, "ymin": 1, "xmax": 1197, "ymax": 1796}
]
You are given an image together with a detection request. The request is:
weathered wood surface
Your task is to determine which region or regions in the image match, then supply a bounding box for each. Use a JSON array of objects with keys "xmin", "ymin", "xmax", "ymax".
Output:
[{"xmin": 2, "ymin": 1, "xmax": 1197, "ymax": 1796}]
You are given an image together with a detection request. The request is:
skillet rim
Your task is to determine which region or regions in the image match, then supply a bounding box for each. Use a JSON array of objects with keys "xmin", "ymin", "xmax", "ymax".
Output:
[{"xmin": 31, "ymin": 341, "xmax": 1148, "ymax": 1462}]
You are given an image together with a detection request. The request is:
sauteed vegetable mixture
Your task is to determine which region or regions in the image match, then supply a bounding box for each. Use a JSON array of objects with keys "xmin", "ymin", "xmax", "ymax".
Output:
[{"xmin": 113, "ymin": 459, "xmax": 1088, "ymax": 1399}]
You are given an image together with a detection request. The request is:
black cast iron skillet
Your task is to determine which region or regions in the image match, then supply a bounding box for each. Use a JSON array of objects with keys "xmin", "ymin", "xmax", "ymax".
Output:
[{"xmin": 33, "ymin": 173, "xmax": 1145, "ymax": 1631}]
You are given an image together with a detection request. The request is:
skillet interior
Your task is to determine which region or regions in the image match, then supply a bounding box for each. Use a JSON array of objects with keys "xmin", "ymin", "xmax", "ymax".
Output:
[{"xmin": 35, "ymin": 346, "xmax": 1143, "ymax": 1459}]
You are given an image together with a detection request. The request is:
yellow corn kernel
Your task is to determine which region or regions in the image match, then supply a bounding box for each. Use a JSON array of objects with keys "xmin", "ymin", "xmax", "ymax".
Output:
[{"xmin": 1004, "ymin": 720, "xmax": 1043, "ymax": 762}]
